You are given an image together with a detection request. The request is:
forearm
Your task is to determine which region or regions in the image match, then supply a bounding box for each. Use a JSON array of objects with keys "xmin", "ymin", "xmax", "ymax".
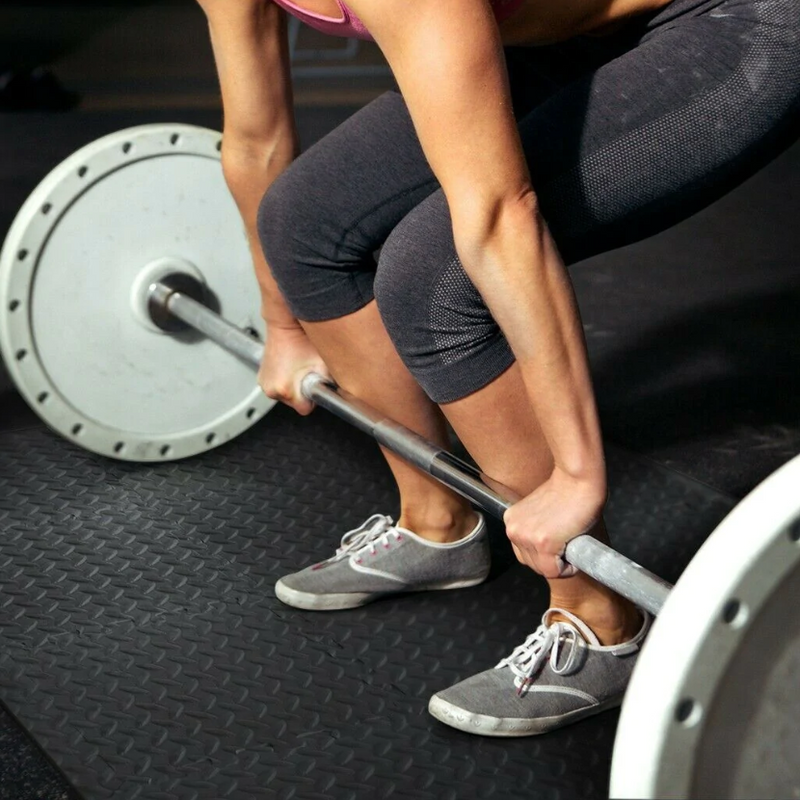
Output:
[
  {"xmin": 222, "ymin": 135, "xmax": 300, "ymax": 328},
  {"xmin": 456, "ymin": 194, "xmax": 606, "ymax": 492}
]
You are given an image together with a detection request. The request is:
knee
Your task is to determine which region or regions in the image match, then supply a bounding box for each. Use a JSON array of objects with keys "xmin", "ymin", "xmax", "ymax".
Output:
[
  {"xmin": 374, "ymin": 192, "xmax": 485, "ymax": 350},
  {"xmin": 257, "ymin": 158, "xmax": 381, "ymax": 321},
  {"xmin": 257, "ymin": 163, "xmax": 356, "ymax": 320},
  {"xmin": 373, "ymin": 201, "xmax": 451, "ymax": 357},
  {"xmin": 374, "ymin": 196, "xmax": 514, "ymax": 403},
  {"xmin": 376, "ymin": 237, "xmax": 488, "ymax": 365},
  {"xmin": 256, "ymin": 165, "xmax": 306, "ymax": 282}
]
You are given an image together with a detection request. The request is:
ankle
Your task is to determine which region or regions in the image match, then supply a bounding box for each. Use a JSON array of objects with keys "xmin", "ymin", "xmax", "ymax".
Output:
[
  {"xmin": 548, "ymin": 598, "xmax": 642, "ymax": 646},
  {"xmin": 398, "ymin": 506, "xmax": 479, "ymax": 544}
]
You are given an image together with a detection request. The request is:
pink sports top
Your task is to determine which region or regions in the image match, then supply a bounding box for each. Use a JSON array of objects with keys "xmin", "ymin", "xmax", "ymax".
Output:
[{"xmin": 271, "ymin": 0, "xmax": 524, "ymax": 42}]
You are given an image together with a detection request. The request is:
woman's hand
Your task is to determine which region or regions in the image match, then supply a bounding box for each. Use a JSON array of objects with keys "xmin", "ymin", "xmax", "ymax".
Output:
[
  {"xmin": 259, "ymin": 324, "xmax": 331, "ymax": 416},
  {"xmin": 504, "ymin": 467, "xmax": 607, "ymax": 579}
]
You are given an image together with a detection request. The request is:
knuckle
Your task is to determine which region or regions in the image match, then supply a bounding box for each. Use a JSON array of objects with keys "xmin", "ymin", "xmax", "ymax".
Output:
[{"xmin": 262, "ymin": 381, "xmax": 295, "ymax": 404}]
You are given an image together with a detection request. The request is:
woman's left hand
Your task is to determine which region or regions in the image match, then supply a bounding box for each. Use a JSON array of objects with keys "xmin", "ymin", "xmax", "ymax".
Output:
[{"xmin": 503, "ymin": 467, "xmax": 607, "ymax": 579}]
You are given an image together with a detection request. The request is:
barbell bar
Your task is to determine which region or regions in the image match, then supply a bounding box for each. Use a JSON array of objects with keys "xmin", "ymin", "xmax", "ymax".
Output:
[{"xmin": 153, "ymin": 278, "xmax": 674, "ymax": 617}]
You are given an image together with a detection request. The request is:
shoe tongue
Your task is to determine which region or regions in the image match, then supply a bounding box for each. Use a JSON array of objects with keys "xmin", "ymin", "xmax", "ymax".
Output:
[{"xmin": 543, "ymin": 608, "xmax": 601, "ymax": 646}]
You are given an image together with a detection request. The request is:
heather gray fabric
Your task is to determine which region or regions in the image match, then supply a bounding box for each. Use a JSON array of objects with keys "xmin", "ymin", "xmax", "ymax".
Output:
[
  {"xmin": 275, "ymin": 514, "xmax": 490, "ymax": 610},
  {"xmin": 258, "ymin": 0, "xmax": 800, "ymax": 403},
  {"xmin": 428, "ymin": 609, "xmax": 652, "ymax": 736}
]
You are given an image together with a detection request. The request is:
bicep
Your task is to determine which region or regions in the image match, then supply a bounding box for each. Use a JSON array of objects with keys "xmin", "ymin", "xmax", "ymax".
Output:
[
  {"xmin": 198, "ymin": 0, "xmax": 297, "ymax": 149},
  {"xmin": 345, "ymin": 0, "xmax": 533, "ymax": 231}
]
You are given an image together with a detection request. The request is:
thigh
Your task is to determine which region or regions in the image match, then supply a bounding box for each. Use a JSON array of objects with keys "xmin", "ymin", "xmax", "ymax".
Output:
[{"xmin": 519, "ymin": 0, "xmax": 800, "ymax": 263}]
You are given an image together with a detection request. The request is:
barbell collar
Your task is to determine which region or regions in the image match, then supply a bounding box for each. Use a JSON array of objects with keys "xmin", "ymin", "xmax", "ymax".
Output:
[
  {"xmin": 156, "ymin": 285, "xmax": 673, "ymax": 615},
  {"xmin": 147, "ymin": 272, "xmax": 209, "ymax": 333}
]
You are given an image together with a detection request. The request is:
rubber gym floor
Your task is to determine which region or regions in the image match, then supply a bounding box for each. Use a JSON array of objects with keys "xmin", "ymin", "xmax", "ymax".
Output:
[{"xmin": 1, "ymin": 3, "xmax": 799, "ymax": 799}]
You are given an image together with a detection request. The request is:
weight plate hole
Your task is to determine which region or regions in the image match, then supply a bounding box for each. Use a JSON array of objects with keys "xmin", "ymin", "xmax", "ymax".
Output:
[
  {"xmin": 675, "ymin": 698, "xmax": 702, "ymax": 728},
  {"xmin": 216, "ymin": 139, "xmax": 222, "ymax": 152},
  {"xmin": 9, "ymin": 300, "xmax": 20, "ymax": 312},
  {"xmin": 247, "ymin": 407, "xmax": 256, "ymax": 419},
  {"xmin": 170, "ymin": 133, "xmax": 180, "ymax": 145},
  {"xmin": 15, "ymin": 349, "xmax": 27, "ymax": 361},
  {"xmin": 122, "ymin": 142, "xmax": 132, "ymax": 154},
  {"xmin": 37, "ymin": 391, "xmax": 49, "ymax": 404},
  {"xmin": 160, "ymin": 445, "xmax": 171, "ymax": 457},
  {"xmin": 114, "ymin": 442, "xmax": 125, "ymax": 454},
  {"xmin": 72, "ymin": 424, "xmax": 83, "ymax": 436},
  {"xmin": 17, "ymin": 249, "xmax": 28, "ymax": 261},
  {"xmin": 41, "ymin": 203, "xmax": 52, "ymax": 215},
  {"xmin": 788, "ymin": 520, "xmax": 800, "ymax": 543},
  {"xmin": 244, "ymin": 327, "xmax": 260, "ymax": 341},
  {"xmin": 206, "ymin": 433, "xmax": 216, "ymax": 445},
  {"xmin": 78, "ymin": 166, "xmax": 88, "ymax": 178},
  {"xmin": 721, "ymin": 598, "xmax": 748, "ymax": 628}
]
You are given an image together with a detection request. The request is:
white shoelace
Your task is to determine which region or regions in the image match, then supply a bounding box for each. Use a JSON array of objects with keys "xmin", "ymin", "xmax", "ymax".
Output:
[
  {"xmin": 496, "ymin": 608, "xmax": 597, "ymax": 696},
  {"xmin": 329, "ymin": 514, "xmax": 402, "ymax": 561}
]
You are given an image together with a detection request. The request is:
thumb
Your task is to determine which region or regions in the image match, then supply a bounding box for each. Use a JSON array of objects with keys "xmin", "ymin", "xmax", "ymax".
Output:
[{"xmin": 554, "ymin": 552, "xmax": 579, "ymax": 578}]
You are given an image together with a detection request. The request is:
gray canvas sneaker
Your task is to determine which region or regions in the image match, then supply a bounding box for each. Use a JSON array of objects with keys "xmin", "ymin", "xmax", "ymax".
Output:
[
  {"xmin": 275, "ymin": 513, "xmax": 491, "ymax": 610},
  {"xmin": 429, "ymin": 607, "xmax": 651, "ymax": 736}
]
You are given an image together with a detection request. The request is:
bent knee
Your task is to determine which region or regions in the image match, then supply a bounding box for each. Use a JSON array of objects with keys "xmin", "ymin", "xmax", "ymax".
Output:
[
  {"xmin": 375, "ymin": 195, "xmax": 514, "ymax": 403},
  {"xmin": 257, "ymin": 164, "xmax": 376, "ymax": 321},
  {"xmin": 257, "ymin": 166, "xmax": 305, "ymax": 276}
]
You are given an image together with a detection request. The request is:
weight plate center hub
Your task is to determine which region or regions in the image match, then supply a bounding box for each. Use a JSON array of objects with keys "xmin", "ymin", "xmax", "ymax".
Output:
[
  {"xmin": 0, "ymin": 124, "xmax": 274, "ymax": 462},
  {"xmin": 131, "ymin": 257, "xmax": 207, "ymax": 334}
]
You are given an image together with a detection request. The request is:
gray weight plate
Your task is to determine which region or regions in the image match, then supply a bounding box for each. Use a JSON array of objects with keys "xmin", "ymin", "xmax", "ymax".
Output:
[
  {"xmin": 610, "ymin": 452, "xmax": 800, "ymax": 799},
  {"xmin": 0, "ymin": 124, "xmax": 274, "ymax": 461}
]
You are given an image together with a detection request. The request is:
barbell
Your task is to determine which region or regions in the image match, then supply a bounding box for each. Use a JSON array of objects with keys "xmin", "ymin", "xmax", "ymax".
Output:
[{"xmin": 1, "ymin": 123, "xmax": 798, "ymax": 798}]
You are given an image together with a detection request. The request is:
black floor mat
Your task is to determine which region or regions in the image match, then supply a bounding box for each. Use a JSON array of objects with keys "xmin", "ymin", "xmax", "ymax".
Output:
[{"xmin": 0, "ymin": 407, "xmax": 734, "ymax": 800}]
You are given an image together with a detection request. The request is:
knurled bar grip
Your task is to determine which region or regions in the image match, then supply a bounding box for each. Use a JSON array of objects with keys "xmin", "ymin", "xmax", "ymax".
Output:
[{"xmin": 161, "ymin": 285, "xmax": 673, "ymax": 616}]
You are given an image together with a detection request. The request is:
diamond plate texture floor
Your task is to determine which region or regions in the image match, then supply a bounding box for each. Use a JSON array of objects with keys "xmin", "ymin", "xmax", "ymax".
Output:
[{"xmin": 0, "ymin": 407, "xmax": 735, "ymax": 800}]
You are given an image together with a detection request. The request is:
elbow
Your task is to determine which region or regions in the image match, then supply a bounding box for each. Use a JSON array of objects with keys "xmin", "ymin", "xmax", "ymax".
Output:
[
  {"xmin": 220, "ymin": 135, "xmax": 297, "ymax": 194},
  {"xmin": 221, "ymin": 131, "xmax": 297, "ymax": 171},
  {"xmin": 220, "ymin": 150, "xmax": 259, "ymax": 206},
  {"xmin": 450, "ymin": 187, "xmax": 543, "ymax": 264}
]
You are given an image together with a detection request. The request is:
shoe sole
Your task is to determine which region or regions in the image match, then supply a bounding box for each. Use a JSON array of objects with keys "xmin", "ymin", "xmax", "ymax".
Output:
[
  {"xmin": 427, "ymin": 692, "xmax": 624, "ymax": 736},
  {"xmin": 274, "ymin": 574, "xmax": 490, "ymax": 611}
]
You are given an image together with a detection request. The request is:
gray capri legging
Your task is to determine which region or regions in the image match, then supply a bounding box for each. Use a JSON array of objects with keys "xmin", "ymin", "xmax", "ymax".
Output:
[{"xmin": 257, "ymin": 0, "xmax": 800, "ymax": 404}]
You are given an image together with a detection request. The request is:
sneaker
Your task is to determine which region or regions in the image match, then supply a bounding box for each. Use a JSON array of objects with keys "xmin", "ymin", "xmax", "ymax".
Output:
[
  {"xmin": 275, "ymin": 513, "xmax": 490, "ymax": 610},
  {"xmin": 428, "ymin": 607, "xmax": 651, "ymax": 736}
]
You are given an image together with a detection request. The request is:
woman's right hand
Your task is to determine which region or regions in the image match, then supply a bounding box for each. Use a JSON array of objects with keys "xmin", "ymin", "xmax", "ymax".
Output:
[{"xmin": 258, "ymin": 324, "xmax": 331, "ymax": 416}]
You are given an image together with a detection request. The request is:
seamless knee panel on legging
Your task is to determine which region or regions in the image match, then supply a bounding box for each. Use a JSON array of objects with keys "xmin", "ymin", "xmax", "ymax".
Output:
[{"xmin": 259, "ymin": 0, "xmax": 800, "ymax": 404}]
